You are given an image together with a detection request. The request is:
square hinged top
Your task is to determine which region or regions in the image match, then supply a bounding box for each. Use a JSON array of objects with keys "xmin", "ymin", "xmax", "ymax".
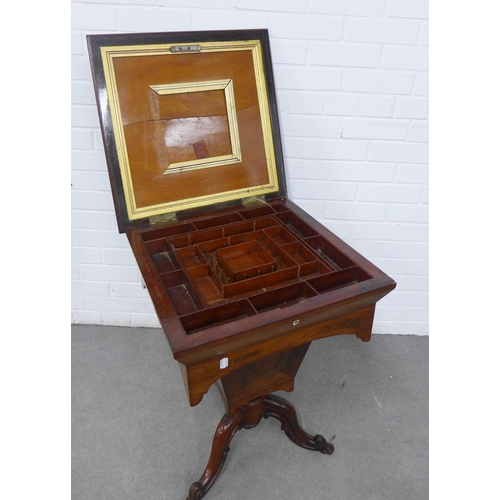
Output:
[{"xmin": 88, "ymin": 30, "xmax": 286, "ymax": 233}]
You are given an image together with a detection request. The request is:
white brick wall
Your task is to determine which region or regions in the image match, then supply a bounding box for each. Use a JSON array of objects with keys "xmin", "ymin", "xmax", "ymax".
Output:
[{"xmin": 71, "ymin": 0, "xmax": 429, "ymax": 335}]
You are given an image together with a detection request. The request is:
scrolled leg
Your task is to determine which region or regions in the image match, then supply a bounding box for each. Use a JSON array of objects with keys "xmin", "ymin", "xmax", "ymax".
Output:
[{"xmin": 262, "ymin": 394, "xmax": 334, "ymax": 455}]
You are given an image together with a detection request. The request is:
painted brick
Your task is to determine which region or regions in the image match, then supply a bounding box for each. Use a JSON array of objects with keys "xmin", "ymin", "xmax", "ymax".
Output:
[
  {"xmin": 72, "ymin": 150, "xmax": 107, "ymax": 171},
  {"xmin": 234, "ymin": 0, "xmax": 308, "ymax": 13},
  {"xmin": 94, "ymin": 172, "xmax": 112, "ymax": 191},
  {"xmin": 382, "ymin": 46, "xmax": 429, "ymax": 71},
  {"xmin": 269, "ymin": 14, "xmax": 343, "ymax": 40},
  {"xmin": 387, "ymin": 0, "xmax": 429, "ymax": 20},
  {"xmin": 396, "ymin": 223, "xmax": 428, "ymax": 242},
  {"xmin": 329, "ymin": 162, "xmax": 397, "ymax": 182},
  {"xmin": 282, "ymin": 137, "xmax": 301, "ymax": 158},
  {"xmin": 157, "ymin": 0, "xmax": 229, "ymax": 7},
  {"xmin": 72, "ymin": 32, "xmax": 83, "ymax": 55},
  {"xmin": 368, "ymin": 142, "xmax": 428, "ymax": 164},
  {"xmin": 418, "ymin": 21, "xmax": 429, "ymax": 46},
  {"xmin": 71, "ymin": 4, "xmax": 117, "ymax": 30},
  {"xmin": 71, "ymin": 129, "xmax": 93, "ymax": 150},
  {"xmin": 365, "ymin": 223, "xmax": 398, "ymax": 241},
  {"xmin": 413, "ymin": 73, "xmax": 429, "ymax": 96},
  {"xmin": 404, "ymin": 259, "xmax": 429, "ymax": 276},
  {"xmin": 85, "ymin": 212, "xmax": 118, "ymax": 230},
  {"xmin": 395, "ymin": 163, "xmax": 429, "ymax": 184},
  {"xmin": 131, "ymin": 314, "xmax": 160, "ymax": 328},
  {"xmin": 71, "ymin": 191, "xmax": 114, "ymax": 211},
  {"xmin": 324, "ymin": 202, "xmax": 387, "ymax": 221},
  {"xmin": 323, "ymin": 94, "xmax": 360, "ymax": 116},
  {"xmin": 102, "ymin": 248, "xmax": 136, "ymax": 266},
  {"xmin": 111, "ymin": 282, "xmax": 150, "ymax": 299},
  {"xmin": 270, "ymin": 39, "xmax": 308, "ymax": 65},
  {"xmin": 281, "ymin": 115, "xmax": 340, "ymax": 138},
  {"xmin": 309, "ymin": 42, "xmax": 382, "ymax": 68},
  {"xmin": 357, "ymin": 183, "xmax": 422, "ymax": 204},
  {"xmin": 342, "ymin": 69, "xmax": 414, "ymax": 95},
  {"xmin": 72, "ymin": 81, "xmax": 97, "ymax": 106},
  {"xmin": 103, "ymin": 313, "xmax": 133, "ymax": 327},
  {"xmin": 288, "ymin": 179, "xmax": 357, "ymax": 201},
  {"xmin": 72, "ymin": 247, "xmax": 102, "ymax": 264},
  {"xmin": 291, "ymin": 200, "xmax": 324, "ymax": 219},
  {"xmin": 344, "ymin": 18, "xmax": 420, "ymax": 45},
  {"xmin": 359, "ymin": 95, "xmax": 396, "ymax": 118},
  {"xmin": 378, "ymin": 241, "xmax": 428, "ymax": 260},
  {"xmin": 274, "ymin": 66, "xmax": 342, "ymax": 91},
  {"xmin": 386, "ymin": 204, "xmax": 429, "ymax": 223},
  {"xmin": 323, "ymin": 221, "xmax": 367, "ymax": 240},
  {"xmin": 302, "ymin": 139, "xmax": 369, "ymax": 160},
  {"xmin": 288, "ymin": 93, "xmax": 324, "ymax": 115},
  {"xmin": 376, "ymin": 305, "xmax": 428, "ymax": 322},
  {"xmin": 394, "ymin": 97, "xmax": 429, "ymax": 119},
  {"xmin": 340, "ymin": 118, "xmax": 409, "ymax": 140},
  {"xmin": 287, "ymin": 159, "xmax": 330, "ymax": 180},
  {"xmin": 83, "ymin": 0, "xmax": 155, "ymax": 4},
  {"xmin": 72, "ymin": 229, "xmax": 129, "ymax": 248},
  {"xmin": 80, "ymin": 264, "xmax": 138, "ymax": 283},
  {"xmin": 82, "ymin": 281, "xmax": 111, "ymax": 297},
  {"xmin": 117, "ymin": 7, "xmax": 191, "ymax": 32},
  {"xmin": 311, "ymin": 0, "xmax": 386, "ymax": 17},
  {"xmin": 71, "ymin": 56, "xmax": 92, "ymax": 81},
  {"xmin": 73, "ymin": 311, "xmax": 103, "ymax": 325},
  {"xmin": 85, "ymin": 297, "xmax": 143, "ymax": 313},
  {"xmin": 72, "ymin": 211, "xmax": 87, "ymax": 229},
  {"xmin": 408, "ymin": 121, "xmax": 429, "ymax": 142},
  {"xmin": 72, "ymin": 105, "xmax": 100, "ymax": 128},
  {"xmin": 192, "ymin": 9, "xmax": 246, "ymax": 30},
  {"xmin": 71, "ymin": 171, "xmax": 94, "ymax": 190}
]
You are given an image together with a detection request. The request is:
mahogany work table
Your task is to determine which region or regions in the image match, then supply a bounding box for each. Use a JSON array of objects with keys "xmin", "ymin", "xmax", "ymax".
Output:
[{"xmin": 87, "ymin": 29, "xmax": 396, "ymax": 499}]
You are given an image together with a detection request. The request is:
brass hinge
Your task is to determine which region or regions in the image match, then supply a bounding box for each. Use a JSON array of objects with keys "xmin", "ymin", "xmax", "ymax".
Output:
[
  {"xmin": 241, "ymin": 195, "xmax": 266, "ymax": 207},
  {"xmin": 149, "ymin": 212, "xmax": 178, "ymax": 225}
]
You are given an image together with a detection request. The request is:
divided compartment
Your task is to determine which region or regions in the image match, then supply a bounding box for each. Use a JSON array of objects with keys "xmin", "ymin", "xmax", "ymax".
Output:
[
  {"xmin": 185, "ymin": 265, "xmax": 225, "ymax": 306},
  {"xmin": 180, "ymin": 299, "xmax": 257, "ymax": 334},
  {"xmin": 263, "ymin": 225, "xmax": 297, "ymax": 246},
  {"xmin": 175, "ymin": 245, "xmax": 208, "ymax": 269},
  {"xmin": 280, "ymin": 241, "xmax": 326, "ymax": 277},
  {"xmin": 140, "ymin": 222, "xmax": 196, "ymax": 242},
  {"xmin": 193, "ymin": 212, "xmax": 243, "ymax": 230},
  {"xmin": 239, "ymin": 205, "xmax": 276, "ymax": 219},
  {"xmin": 303, "ymin": 236, "xmax": 355, "ymax": 271},
  {"xmin": 160, "ymin": 270, "xmax": 204, "ymax": 316},
  {"xmin": 145, "ymin": 238, "xmax": 181, "ymax": 274},
  {"xmin": 217, "ymin": 240, "xmax": 277, "ymax": 282},
  {"xmin": 275, "ymin": 211, "xmax": 318, "ymax": 238},
  {"xmin": 307, "ymin": 266, "xmax": 372, "ymax": 294},
  {"xmin": 249, "ymin": 282, "xmax": 318, "ymax": 313}
]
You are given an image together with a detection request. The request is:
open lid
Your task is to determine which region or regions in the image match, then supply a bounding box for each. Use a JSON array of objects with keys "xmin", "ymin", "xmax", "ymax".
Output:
[{"xmin": 87, "ymin": 30, "xmax": 286, "ymax": 233}]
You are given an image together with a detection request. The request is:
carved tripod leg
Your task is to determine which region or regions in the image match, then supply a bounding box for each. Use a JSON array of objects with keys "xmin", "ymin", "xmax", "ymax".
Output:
[
  {"xmin": 262, "ymin": 394, "xmax": 334, "ymax": 455},
  {"xmin": 187, "ymin": 409, "xmax": 245, "ymax": 500}
]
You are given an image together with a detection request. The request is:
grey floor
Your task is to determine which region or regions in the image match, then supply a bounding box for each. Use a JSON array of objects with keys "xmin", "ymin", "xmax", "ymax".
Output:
[{"xmin": 72, "ymin": 325, "xmax": 428, "ymax": 500}]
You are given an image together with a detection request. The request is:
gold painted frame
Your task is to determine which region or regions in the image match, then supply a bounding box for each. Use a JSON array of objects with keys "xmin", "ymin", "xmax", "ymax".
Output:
[
  {"xmin": 149, "ymin": 79, "xmax": 242, "ymax": 175},
  {"xmin": 100, "ymin": 40, "xmax": 280, "ymax": 221}
]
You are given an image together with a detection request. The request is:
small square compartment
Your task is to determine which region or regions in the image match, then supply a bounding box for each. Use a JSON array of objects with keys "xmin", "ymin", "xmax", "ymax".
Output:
[
  {"xmin": 186, "ymin": 265, "xmax": 225, "ymax": 306},
  {"xmin": 281, "ymin": 242, "xmax": 317, "ymax": 265},
  {"xmin": 264, "ymin": 225, "xmax": 297, "ymax": 246},
  {"xmin": 175, "ymin": 246, "xmax": 208, "ymax": 269},
  {"xmin": 217, "ymin": 241, "xmax": 277, "ymax": 282}
]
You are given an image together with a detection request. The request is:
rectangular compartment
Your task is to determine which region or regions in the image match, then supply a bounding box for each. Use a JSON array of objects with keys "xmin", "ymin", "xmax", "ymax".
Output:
[
  {"xmin": 186, "ymin": 265, "xmax": 225, "ymax": 306},
  {"xmin": 175, "ymin": 246, "xmax": 208, "ymax": 269},
  {"xmin": 298, "ymin": 260, "xmax": 331, "ymax": 278},
  {"xmin": 222, "ymin": 266, "xmax": 299, "ymax": 299},
  {"xmin": 303, "ymin": 236, "xmax": 355, "ymax": 271},
  {"xmin": 307, "ymin": 267, "xmax": 371, "ymax": 294},
  {"xmin": 180, "ymin": 300, "xmax": 257, "ymax": 334},
  {"xmin": 140, "ymin": 222, "xmax": 196, "ymax": 242},
  {"xmin": 249, "ymin": 282, "xmax": 317, "ymax": 313},
  {"xmin": 275, "ymin": 212, "xmax": 318, "ymax": 238},
  {"xmin": 264, "ymin": 225, "xmax": 297, "ymax": 246},
  {"xmin": 193, "ymin": 212, "xmax": 243, "ymax": 230},
  {"xmin": 239, "ymin": 205, "xmax": 276, "ymax": 219},
  {"xmin": 281, "ymin": 242, "xmax": 317, "ymax": 265},
  {"xmin": 160, "ymin": 270, "xmax": 204, "ymax": 316},
  {"xmin": 228, "ymin": 230, "xmax": 263, "ymax": 246},
  {"xmin": 217, "ymin": 241, "xmax": 277, "ymax": 282},
  {"xmin": 223, "ymin": 220, "xmax": 256, "ymax": 237}
]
